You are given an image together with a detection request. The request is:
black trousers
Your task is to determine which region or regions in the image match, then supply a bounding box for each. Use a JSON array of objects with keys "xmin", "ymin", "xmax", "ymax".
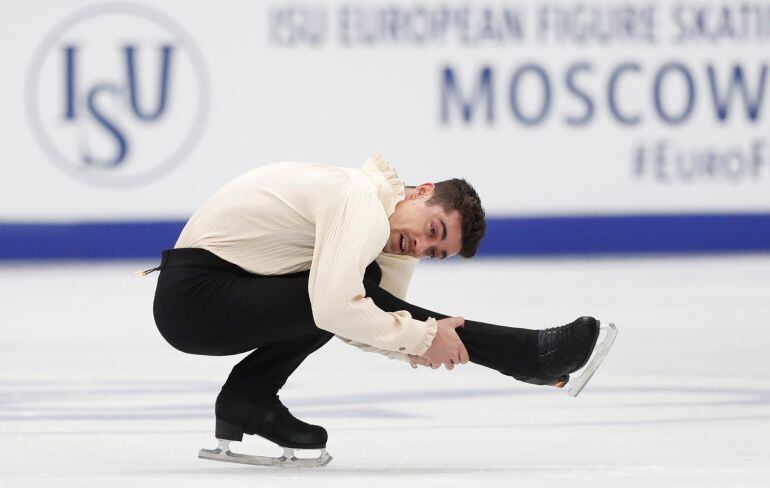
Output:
[{"xmin": 153, "ymin": 248, "xmax": 540, "ymax": 404}]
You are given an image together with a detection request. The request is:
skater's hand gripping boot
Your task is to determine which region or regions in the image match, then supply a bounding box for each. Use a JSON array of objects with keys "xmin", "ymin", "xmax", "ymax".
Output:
[{"xmin": 422, "ymin": 317, "xmax": 469, "ymax": 370}]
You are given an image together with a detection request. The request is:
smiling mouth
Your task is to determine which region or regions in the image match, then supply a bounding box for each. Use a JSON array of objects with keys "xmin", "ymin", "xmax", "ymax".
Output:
[{"xmin": 400, "ymin": 234, "xmax": 407, "ymax": 253}]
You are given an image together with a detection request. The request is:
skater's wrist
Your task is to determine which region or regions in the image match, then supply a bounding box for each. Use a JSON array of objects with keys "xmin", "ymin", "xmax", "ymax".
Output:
[
  {"xmin": 411, "ymin": 317, "xmax": 437, "ymax": 356},
  {"xmin": 422, "ymin": 317, "xmax": 468, "ymax": 370}
]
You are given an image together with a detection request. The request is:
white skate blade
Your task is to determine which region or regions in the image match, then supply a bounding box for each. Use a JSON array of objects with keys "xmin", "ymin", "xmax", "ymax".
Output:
[
  {"xmin": 198, "ymin": 439, "xmax": 332, "ymax": 468},
  {"xmin": 567, "ymin": 322, "xmax": 618, "ymax": 398}
]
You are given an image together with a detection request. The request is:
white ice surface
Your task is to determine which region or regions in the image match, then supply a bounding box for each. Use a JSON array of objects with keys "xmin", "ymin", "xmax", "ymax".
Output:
[{"xmin": 1, "ymin": 256, "xmax": 769, "ymax": 487}]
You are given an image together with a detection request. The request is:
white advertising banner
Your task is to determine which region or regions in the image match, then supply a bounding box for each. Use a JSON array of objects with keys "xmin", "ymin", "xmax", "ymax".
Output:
[{"xmin": 2, "ymin": 0, "xmax": 770, "ymax": 222}]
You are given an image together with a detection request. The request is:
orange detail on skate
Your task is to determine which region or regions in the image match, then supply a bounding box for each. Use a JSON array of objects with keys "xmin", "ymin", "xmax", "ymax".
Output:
[{"xmin": 552, "ymin": 376, "xmax": 568, "ymax": 388}]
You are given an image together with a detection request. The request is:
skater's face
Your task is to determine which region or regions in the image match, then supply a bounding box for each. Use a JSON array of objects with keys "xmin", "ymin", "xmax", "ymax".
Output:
[{"xmin": 383, "ymin": 183, "xmax": 462, "ymax": 259}]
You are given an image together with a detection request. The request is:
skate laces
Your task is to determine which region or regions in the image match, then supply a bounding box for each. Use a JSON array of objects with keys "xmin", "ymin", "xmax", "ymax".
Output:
[{"xmin": 538, "ymin": 324, "xmax": 574, "ymax": 358}]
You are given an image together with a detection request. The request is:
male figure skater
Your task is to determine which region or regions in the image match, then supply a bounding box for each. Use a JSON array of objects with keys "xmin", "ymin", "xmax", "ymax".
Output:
[{"xmin": 149, "ymin": 153, "xmax": 616, "ymax": 467}]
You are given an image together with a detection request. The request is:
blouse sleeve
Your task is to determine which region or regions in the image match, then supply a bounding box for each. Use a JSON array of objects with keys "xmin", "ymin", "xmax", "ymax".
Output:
[
  {"xmin": 334, "ymin": 336, "xmax": 413, "ymax": 364},
  {"xmin": 308, "ymin": 187, "xmax": 437, "ymax": 355}
]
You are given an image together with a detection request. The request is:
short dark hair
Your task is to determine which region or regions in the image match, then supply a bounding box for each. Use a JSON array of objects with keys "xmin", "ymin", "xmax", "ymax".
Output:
[{"xmin": 425, "ymin": 179, "xmax": 486, "ymax": 258}]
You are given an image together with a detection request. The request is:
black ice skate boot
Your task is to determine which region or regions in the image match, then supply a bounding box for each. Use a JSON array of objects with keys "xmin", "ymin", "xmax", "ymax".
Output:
[
  {"xmin": 214, "ymin": 389, "xmax": 327, "ymax": 448},
  {"xmin": 536, "ymin": 316, "xmax": 601, "ymax": 388},
  {"xmin": 533, "ymin": 315, "xmax": 617, "ymax": 397},
  {"xmin": 198, "ymin": 389, "xmax": 332, "ymax": 467}
]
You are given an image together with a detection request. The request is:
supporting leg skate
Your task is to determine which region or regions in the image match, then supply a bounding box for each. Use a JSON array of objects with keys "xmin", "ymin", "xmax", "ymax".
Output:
[
  {"xmin": 201, "ymin": 392, "xmax": 333, "ymax": 467},
  {"xmin": 198, "ymin": 439, "xmax": 332, "ymax": 468},
  {"xmin": 566, "ymin": 322, "xmax": 617, "ymax": 397}
]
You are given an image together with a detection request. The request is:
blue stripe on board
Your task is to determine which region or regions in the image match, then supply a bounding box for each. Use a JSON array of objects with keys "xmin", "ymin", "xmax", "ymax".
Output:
[
  {"xmin": 479, "ymin": 214, "xmax": 770, "ymax": 256},
  {"xmin": 0, "ymin": 221, "xmax": 185, "ymax": 260},
  {"xmin": 0, "ymin": 214, "xmax": 768, "ymax": 259}
]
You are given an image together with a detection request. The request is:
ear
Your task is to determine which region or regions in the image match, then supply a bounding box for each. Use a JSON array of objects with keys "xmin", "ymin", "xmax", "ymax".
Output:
[{"xmin": 414, "ymin": 182, "xmax": 435, "ymax": 197}]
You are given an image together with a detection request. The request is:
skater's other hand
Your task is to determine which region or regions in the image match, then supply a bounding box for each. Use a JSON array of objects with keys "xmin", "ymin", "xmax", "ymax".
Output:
[
  {"xmin": 422, "ymin": 316, "xmax": 469, "ymax": 370},
  {"xmin": 408, "ymin": 355, "xmax": 432, "ymax": 368}
]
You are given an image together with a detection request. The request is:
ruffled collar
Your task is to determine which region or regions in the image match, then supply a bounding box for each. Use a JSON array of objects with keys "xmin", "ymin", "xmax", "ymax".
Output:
[{"xmin": 361, "ymin": 152, "xmax": 406, "ymax": 217}]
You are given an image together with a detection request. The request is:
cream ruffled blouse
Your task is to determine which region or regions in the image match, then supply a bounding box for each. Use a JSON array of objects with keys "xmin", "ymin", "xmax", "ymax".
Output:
[{"xmin": 175, "ymin": 153, "xmax": 437, "ymax": 361}]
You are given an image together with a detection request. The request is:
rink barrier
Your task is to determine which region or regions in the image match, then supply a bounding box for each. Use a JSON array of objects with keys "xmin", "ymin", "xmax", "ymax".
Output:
[{"xmin": 1, "ymin": 213, "xmax": 769, "ymax": 259}]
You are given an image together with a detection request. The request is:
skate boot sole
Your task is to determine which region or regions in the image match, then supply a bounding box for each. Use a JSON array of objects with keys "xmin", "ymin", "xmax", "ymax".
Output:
[
  {"xmin": 199, "ymin": 439, "xmax": 332, "ymax": 468},
  {"xmin": 566, "ymin": 322, "xmax": 618, "ymax": 398},
  {"xmin": 214, "ymin": 417, "xmax": 327, "ymax": 449}
]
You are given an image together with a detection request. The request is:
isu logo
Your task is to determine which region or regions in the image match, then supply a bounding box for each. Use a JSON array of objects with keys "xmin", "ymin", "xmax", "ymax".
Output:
[{"xmin": 26, "ymin": 3, "xmax": 209, "ymax": 187}]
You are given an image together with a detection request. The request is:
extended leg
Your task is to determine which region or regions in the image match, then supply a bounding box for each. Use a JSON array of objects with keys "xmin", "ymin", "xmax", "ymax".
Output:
[
  {"xmin": 363, "ymin": 263, "xmax": 615, "ymax": 391},
  {"xmin": 361, "ymin": 274, "xmax": 541, "ymax": 381}
]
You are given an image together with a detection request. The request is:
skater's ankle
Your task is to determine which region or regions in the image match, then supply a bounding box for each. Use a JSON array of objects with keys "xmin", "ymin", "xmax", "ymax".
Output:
[{"xmin": 218, "ymin": 387, "xmax": 284, "ymax": 409}]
